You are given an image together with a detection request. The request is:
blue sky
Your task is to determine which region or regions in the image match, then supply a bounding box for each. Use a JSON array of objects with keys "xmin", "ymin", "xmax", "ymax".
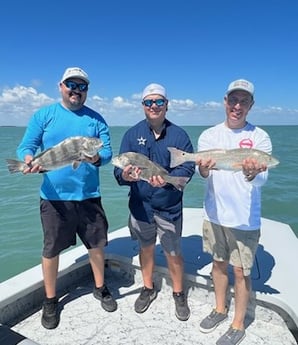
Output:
[{"xmin": 0, "ymin": 0, "xmax": 297, "ymax": 126}]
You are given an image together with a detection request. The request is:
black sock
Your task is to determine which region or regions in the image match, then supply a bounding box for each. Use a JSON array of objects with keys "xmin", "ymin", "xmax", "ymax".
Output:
[
  {"xmin": 173, "ymin": 291, "xmax": 184, "ymax": 297},
  {"xmin": 95, "ymin": 284, "xmax": 105, "ymax": 291}
]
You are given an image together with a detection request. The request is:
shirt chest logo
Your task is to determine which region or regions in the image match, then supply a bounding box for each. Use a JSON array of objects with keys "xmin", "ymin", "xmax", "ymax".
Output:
[
  {"xmin": 137, "ymin": 136, "xmax": 147, "ymax": 146},
  {"xmin": 239, "ymin": 138, "xmax": 253, "ymax": 148}
]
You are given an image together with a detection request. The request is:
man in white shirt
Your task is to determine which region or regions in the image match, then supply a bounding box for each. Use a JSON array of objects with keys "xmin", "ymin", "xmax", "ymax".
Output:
[{"xmin": 196, "ymin": 79, "xmax": 272, "ymax": 345}]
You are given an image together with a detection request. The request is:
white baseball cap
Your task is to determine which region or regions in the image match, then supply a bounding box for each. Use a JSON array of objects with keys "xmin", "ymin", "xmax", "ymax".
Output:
[
  {"xmin": 142, "ymin": 83, "xmax": 167, "ymax": 99},
  {"xmin": 226, "ymin": 79, "xmax": 254, "ymax": 97},
  {"xmin": 61, "ymin": 67, "xmax": 89, "ymax": 84}
]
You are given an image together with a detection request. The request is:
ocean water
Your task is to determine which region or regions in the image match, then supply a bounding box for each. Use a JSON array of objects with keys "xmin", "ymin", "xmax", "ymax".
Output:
[{"xmin": 0, "ymin": 125, "xmax": 297, "ymax": 282}]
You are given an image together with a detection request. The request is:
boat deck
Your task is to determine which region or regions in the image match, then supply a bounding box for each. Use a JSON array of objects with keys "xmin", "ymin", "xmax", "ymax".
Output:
[
  {"xmin": 10, "ymin": 261, "xmax": 296, "ymax": 345},
  {"xmin": 1, "ymin": 208, "xmax": 297, "ymax": 345}
]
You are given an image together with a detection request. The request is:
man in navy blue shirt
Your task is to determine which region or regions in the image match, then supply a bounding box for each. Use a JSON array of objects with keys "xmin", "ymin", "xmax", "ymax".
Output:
[{"xmin": 114, "ymin": 83, "xmax": 195, "ymax": 321}]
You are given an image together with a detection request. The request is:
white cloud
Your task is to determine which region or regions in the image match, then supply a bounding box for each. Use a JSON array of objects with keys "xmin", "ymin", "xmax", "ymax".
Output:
[
  {"xmin": 201, "ymin": 101, "xmax": 223, "ymax": 110},
  {"xmin": 112, "ymin": 96, "xmax": 136, "ymax": 109},
  {"xmin": 131, "ymin": 92, "xmax": 142, "ymax": 100},
  {"xmin": 0, "ymin": 85, "xmax": 297, "ymax": 127},
  {"xmin": 0, "ymin": 86, "xmax": 54, "ymax": 126},
  {"xmin": 169, "ymin": 99, "xmax": 197, "ymax": 112}
]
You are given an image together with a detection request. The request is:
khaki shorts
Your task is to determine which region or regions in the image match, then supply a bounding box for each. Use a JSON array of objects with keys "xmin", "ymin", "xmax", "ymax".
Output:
[
  {"xmin": 202, "ymin": 220, "xmax": 260, "ymax": 276},
  {"xmin": 129, "ymin": 213, "xmax": 182, "ymax": 256}
]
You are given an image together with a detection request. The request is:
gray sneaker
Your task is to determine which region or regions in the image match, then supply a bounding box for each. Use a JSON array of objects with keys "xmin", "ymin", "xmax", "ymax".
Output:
[
  {"xmin": 216, "ymin": 326, "xmax": 246, "ymax": 345},
  {"xmin": 173, "ymin": 292, "xmax": 190, "ymax": 321},
  {"xmin": 41, "ymin": 297, "xmax": 59, "ymax": 329},
  {"xmin": 134, "ymin": 286, "xmax": 157, "ymax": 313},
  {"xmin": 199, "ymin": 309, "xmax": 228, "ymax": 333},
  {"xmin": 93, "ymin": 284, "xmax": 117, "ymax": 312}
]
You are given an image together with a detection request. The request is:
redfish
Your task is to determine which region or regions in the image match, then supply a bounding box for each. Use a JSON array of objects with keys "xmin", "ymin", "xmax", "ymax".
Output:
[{"xmin": 168, "ymin": 147, "xmax": 279, "ymax": 171}]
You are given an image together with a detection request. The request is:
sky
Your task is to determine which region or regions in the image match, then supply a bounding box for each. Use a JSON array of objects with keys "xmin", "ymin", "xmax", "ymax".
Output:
[{"xmin": 0, "ymin": 0, "xmax": 298, "ymax": 127}]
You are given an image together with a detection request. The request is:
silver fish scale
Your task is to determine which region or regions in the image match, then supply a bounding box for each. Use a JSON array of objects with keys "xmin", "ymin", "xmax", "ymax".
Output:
[
  {"xmin": 6, "ymin": 136, "xmax": 103, "ymax": 173},
  {"xmin": 114, "ymin": 152, "xmax": 168, "ymax": 178},
  {"xmin": 168, "ymin": 147, "xmax": 279, "ymax": 170},
  {"xmin": 35, "ymin": 138, "xmax": 86, "ymax": 167},
  {"xmin": 112, "ymin": 152, "xmax": 190, "ymax": 191}
]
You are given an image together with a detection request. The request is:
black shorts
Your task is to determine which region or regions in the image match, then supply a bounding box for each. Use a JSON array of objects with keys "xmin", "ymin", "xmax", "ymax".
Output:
[{"xmin": 40, "ymin": 197, "xmax": 108, "ymax": 258}]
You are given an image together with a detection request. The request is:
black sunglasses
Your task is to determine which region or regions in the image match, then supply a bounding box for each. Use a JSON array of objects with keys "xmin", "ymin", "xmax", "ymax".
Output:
[
  {"xmin": 63, "ymin": 80, "xmax": 88, "ymax": 92},
  {"xmin": 142, "ymin": 99, "xmax": 166, "ymax": 107}
]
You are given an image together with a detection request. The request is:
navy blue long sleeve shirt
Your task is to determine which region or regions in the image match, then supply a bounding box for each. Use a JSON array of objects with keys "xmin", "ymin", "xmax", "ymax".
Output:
[{"xmin": 114, "ymin": 119, "xmax": 195, "ymax": 223}]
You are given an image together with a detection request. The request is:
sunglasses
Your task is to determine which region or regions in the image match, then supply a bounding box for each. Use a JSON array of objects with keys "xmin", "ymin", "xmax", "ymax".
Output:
[
  {"xmin": 63, "ymin": 80, "xmax": 88, "ymax": 92},
  {"xmin": 227, "ymin": 96, "xmax": 252, "ymax": 107},
  {"xmin": 142, "ymin": 99, "xmax": 166, "ymax": 107}
]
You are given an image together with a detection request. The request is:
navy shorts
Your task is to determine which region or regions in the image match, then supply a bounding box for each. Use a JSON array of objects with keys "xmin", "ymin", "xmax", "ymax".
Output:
[{"xmin": 40, "ymin": 197, "xmax": 108, "ymax": 258}]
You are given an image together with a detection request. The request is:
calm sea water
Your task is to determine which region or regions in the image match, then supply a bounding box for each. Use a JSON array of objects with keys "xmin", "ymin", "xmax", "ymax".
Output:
[{"xmin": 1, "ymin": 125, "xmax": 297, "ymax": 282}]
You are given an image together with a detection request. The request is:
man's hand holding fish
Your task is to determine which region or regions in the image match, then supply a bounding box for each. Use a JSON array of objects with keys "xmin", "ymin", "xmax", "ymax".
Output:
[
  {"xmin": 81, "ymin": 152, "xmax": 101, "ymax": 166},
  {"xmin": 22, "ymin": 155, "xmax": 42, "ymax": 174},
  {"xmin": 22, "ymin": 152, "xmax": 100, "ymax": 174},
  {"xmin": 196, "ymin": 155, "xmax": 268, "ymax": 181},
  {"xmin": 195, "ymin": 157, "xmax": 216, "ymax": 178},
  {"xmin": 121, "ymin": 164, "xmax": 167, "ymax": 188},
  {"xmin": 7, "ymin": 136, "xmax": 103, "ymax": 174},
  {"xmin": 242, "ymin": 157, "xmax": 268, "ymax": 181},
  {"xmin": 121, "ymin": 165, "xmax": 140, "ymax": 182}
]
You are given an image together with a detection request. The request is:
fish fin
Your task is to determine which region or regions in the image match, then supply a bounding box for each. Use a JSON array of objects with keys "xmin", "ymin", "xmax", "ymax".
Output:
[
  {"xmin": 6, "ymin": 159, "xmax": 26, "ymax": 174},
  {"xmin": 72, "ymin": 161, "xmax": 82, "ymax": 170},
  {"xmin": 167, "ymin": 147, "xmax": 188, "ymax": 168},
  {"xmin": 165, "ymin": 176, "xmax": 190, "ymax": 191}
]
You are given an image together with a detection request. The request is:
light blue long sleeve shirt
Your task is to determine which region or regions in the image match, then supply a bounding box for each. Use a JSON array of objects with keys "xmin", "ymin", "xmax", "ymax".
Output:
[{"xmin": 17, "ymin": 103, "xmax": 112, "ymax": 201}]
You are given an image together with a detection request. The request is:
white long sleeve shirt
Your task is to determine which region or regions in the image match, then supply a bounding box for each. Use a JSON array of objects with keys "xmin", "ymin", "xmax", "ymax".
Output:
[{"xmin": 198, "ymin": 122, "xmax": 272, "ymax": 230}]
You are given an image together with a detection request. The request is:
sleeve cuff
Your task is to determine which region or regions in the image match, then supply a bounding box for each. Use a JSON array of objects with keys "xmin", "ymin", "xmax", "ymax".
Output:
[{"xmin": 93, "ymin": 157, "xmax": 101, "ymax": 167}]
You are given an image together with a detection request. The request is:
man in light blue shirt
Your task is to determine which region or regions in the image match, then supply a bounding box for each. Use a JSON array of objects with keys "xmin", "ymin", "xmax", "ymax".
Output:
[{"xmin": 17, "ymin": 67, "xmax": 117, "ymax": 329}]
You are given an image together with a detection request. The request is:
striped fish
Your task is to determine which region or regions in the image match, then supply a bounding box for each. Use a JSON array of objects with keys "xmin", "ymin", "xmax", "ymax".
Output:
[{"xmin": 6, "ymin": 136, "xmax": 103, "ymax": 173}]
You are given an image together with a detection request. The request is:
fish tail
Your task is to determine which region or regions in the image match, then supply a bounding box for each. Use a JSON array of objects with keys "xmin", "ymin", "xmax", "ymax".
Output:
[
  {"xmin": 165, "ymin": 176, "xmax": 190, "ymax": 191},
  {"xmin": 6, "ymin": 159, "xmax": 26, "ymax": 174},
  {"xmin": 168, "ymin": 147, "xmax": 188, "ymax": 168}
]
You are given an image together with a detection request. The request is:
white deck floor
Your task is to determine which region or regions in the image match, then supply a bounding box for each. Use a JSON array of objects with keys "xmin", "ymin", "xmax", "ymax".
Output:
[
  {"xmin": 1, "ymin": 208, "xmax": 297, "ymax": 345},
  {"xmin": 11, "ymin": 260, "xmax": 296, "ymax": 345}
]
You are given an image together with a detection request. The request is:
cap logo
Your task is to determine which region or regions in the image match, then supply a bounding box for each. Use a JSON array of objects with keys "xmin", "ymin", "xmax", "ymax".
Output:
[
  {"xmin": 233, "ymin": 80, "xmax": 250, "ymax": 88},
  {"xmin": 68, "ymin": 68, "xmax": 83, "ymax": 74},
  {"xmin": 227, "ymin": 79, "xmax": 254, "ymax": 96}
]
